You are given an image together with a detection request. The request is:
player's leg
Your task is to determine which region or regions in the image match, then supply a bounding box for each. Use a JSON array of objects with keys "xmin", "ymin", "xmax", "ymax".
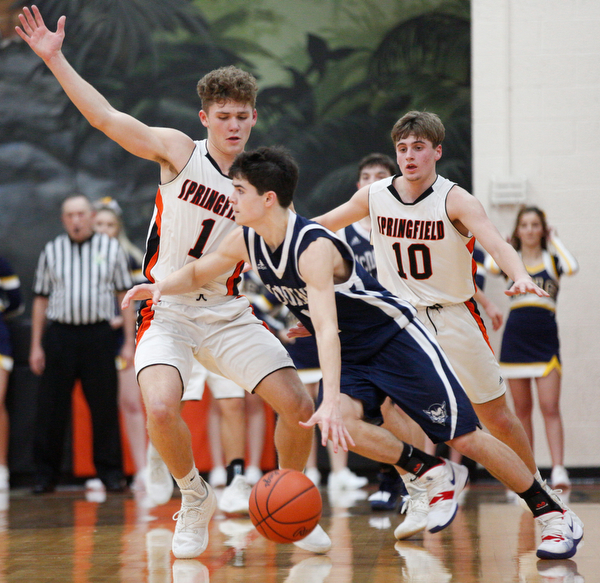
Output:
[
  {"xmin": 145, "ymin": 360, "xmax": 210, "ymax": 507},
  {"xmin": 368, "ymin": 399, "xmax": 407, "ymax": 511},
  {"xmin": 256, "ymin": 368, "xmax": 337, "ymax": 554},
  {"xmin": 447, "ymin": 427, "xmax": 581, "ymax": 559},
  {"xmin": 216, "ymin": 398, "xmax": 246, "ymax": 475},
  {"xmin": 472, "ymin": 393, "xmax": 537, "ymax": 474},
  {"xmin": 508, "ymin": 378, "xmax": 534, "ymax": 446},
  {"xmin": 138, "ymin": 364, "xmax": 195, "ymax": 479},
  {"xmin": 337, "ymin": 390, "xmax": 469, "ymax": 535},
  {"xmin": 140, "ymin": 364, "xmax": 216, "ymax": 559},
  {"xmin": 254, "ymin": 367, "xmax": 314, "ymax": 472},
  {"xmin": 136, "ymin": 303, "xmax": 220, "ymax": 559},
  {"xmin": 380, "ymin": 403, "xmax": 428, "ymax": 535},
  {"xmin": 207, "ymin": 399, "xmax": 226, "ymax": 487}
]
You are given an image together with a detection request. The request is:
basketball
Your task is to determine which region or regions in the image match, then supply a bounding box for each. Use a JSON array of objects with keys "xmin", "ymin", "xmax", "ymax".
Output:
[{"xmin": 249, "ymin": 469, "xmax": 322, "ymax": 543}]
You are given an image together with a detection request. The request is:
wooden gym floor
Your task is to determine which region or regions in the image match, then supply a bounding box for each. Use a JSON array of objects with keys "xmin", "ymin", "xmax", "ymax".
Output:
[{"xmin": 1, "ymin": 480, "xmax": 598, "ymax": 582}]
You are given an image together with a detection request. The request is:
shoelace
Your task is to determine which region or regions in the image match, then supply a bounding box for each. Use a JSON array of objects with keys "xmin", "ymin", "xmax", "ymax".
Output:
[
  {"xmin": 538, "ymin": 513, "xmax": 565, "ymax": 542},
  {"xmin": 173, "ymin": 490, "xmax": 211, "ymax": 527},
  {"xmin": 400, "ymin": 494, "xmax": 429, "ymax": 515}
]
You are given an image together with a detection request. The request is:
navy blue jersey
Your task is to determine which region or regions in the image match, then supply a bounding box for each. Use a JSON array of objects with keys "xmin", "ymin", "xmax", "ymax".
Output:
[
  {"xmin": 337, "ymin": 223, "xmax": 377, "ymax": 278},
  {"xmin": 243, "ymin": 212, "xmax": 416, "ymax": 364}
]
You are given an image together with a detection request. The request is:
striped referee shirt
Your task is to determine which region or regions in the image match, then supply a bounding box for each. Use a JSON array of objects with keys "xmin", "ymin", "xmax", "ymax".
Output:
[{"xmin": 33, "ymin": 232, "xmax": 133, "ymax": 325}]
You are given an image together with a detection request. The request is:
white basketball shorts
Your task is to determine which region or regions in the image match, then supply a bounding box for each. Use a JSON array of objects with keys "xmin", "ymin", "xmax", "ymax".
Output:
[
  {"xmin": 183, "ymin": 359, "xmax": 245, "ymax": 401},
  {"xmin": 416, "ymin": 301, "xmax": 506, "ymax": 405},
  {"xmin": 135, "ymin": 295, "xmax": 295, "ymax": 395}
]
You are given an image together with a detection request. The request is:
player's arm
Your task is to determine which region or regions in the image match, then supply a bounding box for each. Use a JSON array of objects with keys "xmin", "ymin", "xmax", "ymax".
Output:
[
  {"xmin": 472, "ymin": 288, "xmax": 503, "ymax": 331},
  {"xmin": 121, "ymin": 228, "xmax": 249, "ymax": 308},
  {"xmin": 297, "ymin": 239, "xmax": 354, "ymax": 452},
  {"xmin": 447, "ymin": 187, "xmax": 549, "ymax": 297},
  {"xmin": 16, "ymin": 6, "xmax": 193, "ymax": 175},
  {"xmin": 312, "ymin": 186, "xmax": 370, "ymax": 231}
]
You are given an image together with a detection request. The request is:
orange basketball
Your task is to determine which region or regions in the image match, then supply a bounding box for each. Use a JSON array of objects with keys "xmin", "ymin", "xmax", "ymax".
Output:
[{"xmin": 249, "ymin": 469, "xmax": 322, "ymax": 543}]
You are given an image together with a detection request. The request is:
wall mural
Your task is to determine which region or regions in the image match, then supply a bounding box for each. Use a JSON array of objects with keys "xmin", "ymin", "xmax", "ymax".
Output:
[{"xmin": 0, "ymin": 0, "xmax": 470, "ymax": 312}]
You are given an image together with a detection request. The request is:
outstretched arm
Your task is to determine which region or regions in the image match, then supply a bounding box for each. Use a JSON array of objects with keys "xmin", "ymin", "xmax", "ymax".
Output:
[
  {"xmin": 313, "ymin": 186, "xmax": 370, "ymax": 231},
  {"xmin": 296, "ymin": 239, "xmax": 354, "ymax": 453},
  {"xmin": 121, "ymin": 228, "xmax": 249, "ymax": 308},
  {"xmin": 447, "ymin": 188, "xmax": 549, "ymax": 298},
  {"xmin": 16, "ymin": 6, "xmax": 193, "ymax": 175}
]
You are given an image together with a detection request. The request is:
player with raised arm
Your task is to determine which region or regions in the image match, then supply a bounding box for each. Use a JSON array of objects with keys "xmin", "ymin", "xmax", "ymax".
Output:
[{"xmin": 16, "ymin": 5, "xmax": 346, "ymax": 558}]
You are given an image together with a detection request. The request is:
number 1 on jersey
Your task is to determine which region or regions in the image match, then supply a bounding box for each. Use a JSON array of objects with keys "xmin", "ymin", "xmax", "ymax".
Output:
[{"xmin": 188, "ymin": 219, "xmax": 216, "ymax": 259}]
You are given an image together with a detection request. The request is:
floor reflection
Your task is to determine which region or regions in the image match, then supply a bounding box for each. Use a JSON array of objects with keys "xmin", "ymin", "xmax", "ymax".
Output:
[{"xmin": 2, "ymin": 481, "xmax": 598, "ymax": 582}]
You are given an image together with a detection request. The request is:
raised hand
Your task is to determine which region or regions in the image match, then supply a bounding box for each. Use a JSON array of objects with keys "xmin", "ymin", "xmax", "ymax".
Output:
[{"xmin": 15, "ymin": 5, "xmax": 66, "ymax": 62}]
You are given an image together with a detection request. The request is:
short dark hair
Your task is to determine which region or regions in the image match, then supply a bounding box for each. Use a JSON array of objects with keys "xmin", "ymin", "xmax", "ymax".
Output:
[
  {"xmin": 357, "ymin": 153, "xmax": 396, "ymax": 180},
  {"xmin": 229, "ymin": 147, "xmax": 299, "ymax": 208},
  {"xmin": 196, "ymin": 66, "xmax": 258, "ymax": 110}
]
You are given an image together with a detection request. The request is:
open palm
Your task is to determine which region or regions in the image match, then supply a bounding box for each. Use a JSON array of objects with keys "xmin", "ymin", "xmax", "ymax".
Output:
[{"xmin": 16, "ymin": 6, "xmax": 65, "ymax": 61}]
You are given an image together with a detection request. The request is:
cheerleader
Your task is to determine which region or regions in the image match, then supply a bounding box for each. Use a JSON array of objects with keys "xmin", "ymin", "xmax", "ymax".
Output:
[{"xmin": 486, "ymin": 206, "xmax": 578, "ymax": 489}]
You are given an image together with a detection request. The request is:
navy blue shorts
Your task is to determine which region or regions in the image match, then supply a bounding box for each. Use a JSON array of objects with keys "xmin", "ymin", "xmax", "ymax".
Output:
[
  {"xmin": 324, "ymin": 318, "xmax": 480, "ymax": 444},
  {"xmin": 0, "ymin": 320, "xmax": 11, "ymax": 358}
]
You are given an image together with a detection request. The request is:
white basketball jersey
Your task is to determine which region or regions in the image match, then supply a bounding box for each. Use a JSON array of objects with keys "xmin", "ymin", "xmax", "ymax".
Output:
[
  {"xmin": 369, "ymin": 175, "xmax": 476, "ymax": 308},
  {"xmin": 142, "ymin": 140, "xmax": 243, "ymax": 305}
]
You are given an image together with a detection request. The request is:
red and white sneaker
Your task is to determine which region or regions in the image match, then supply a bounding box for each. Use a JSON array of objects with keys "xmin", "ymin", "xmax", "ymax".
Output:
[
  {"xmin": 536, "ymin": 510, "xmax": 583, "ymax": 560},
  {"xmin": 420, "ymin": 460, "xmax": 469, "ymax": 533}
]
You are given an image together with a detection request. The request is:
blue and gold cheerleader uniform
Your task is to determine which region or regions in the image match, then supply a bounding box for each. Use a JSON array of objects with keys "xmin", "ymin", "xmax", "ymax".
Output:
[
  {"xmin": 0, "ymin": 257, "xmax": 23, "ymax": 373},
  {"xmin": 486, "ymin": 236, "xmax": 578, "ymax": 378}
]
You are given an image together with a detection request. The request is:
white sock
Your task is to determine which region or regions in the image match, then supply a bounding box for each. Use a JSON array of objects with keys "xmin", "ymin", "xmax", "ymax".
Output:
[{"xmin": 176, "ymin": 467, "xmax": 205, "ymax": 494}]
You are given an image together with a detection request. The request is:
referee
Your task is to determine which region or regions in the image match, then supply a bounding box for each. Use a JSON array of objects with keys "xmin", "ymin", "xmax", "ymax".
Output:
[{"xmin": 29, "ymin": 194, "xmax": 135, "ymax": 494}]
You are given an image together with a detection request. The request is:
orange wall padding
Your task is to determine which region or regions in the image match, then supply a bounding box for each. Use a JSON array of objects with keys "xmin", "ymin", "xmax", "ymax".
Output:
[{"xmin": 72, "ymin": 382, "xmax": 277, "ymax": 478}]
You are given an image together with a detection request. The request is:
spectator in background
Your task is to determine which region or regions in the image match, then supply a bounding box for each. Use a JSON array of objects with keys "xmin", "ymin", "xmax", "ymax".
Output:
[
  {"xmin": 93, "ymin": 198, "xmax": 147, "ymax": 492},
  {"xmin": 486, "ymin": 206, "xmax": 579, "ymax": 490},
  {"xmin": 0, "ymin": 257, "xmax": 24, "ymax": 490},
  {"xmin": 29, "ymin": 194, "xmax": 134, "ymax": 494}
]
